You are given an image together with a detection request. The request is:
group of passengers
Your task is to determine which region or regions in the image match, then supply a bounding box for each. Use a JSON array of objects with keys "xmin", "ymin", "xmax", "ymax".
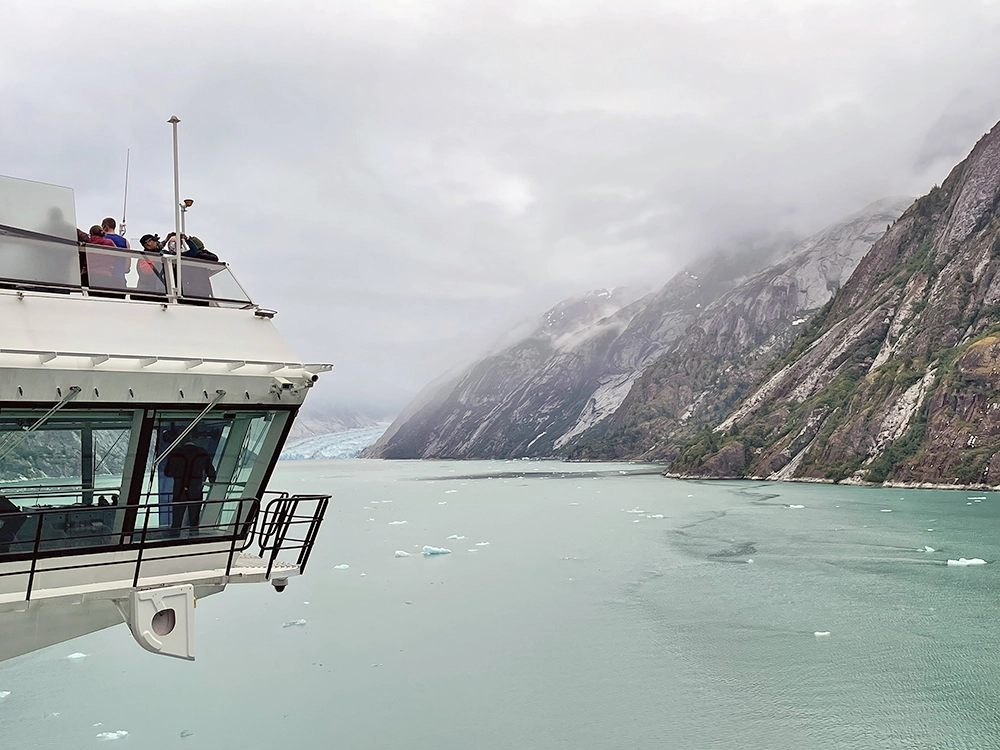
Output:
[{"xmin": 77, "ymin": 217, "xmax": 219, "ymax": 299}]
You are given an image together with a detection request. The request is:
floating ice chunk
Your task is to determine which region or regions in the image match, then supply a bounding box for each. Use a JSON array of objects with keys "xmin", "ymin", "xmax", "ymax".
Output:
[
  {"xmin": 975, "ymin": 499, "xmax": 983, "ymax": 503},
  {"xmin": 746, "ymin": 559, "xmax": 753, "ymax": 564},
  {"xmin": 787, "ymin": 505, "xmax": 805, "ymax": 509},
  {"xmin": 687, "ymin": 494, "xmax": 693, "ymax": 498},
  {"xmin": 880, "ymin": 509, "xmax": 892, "ymax": 513},
  {"xmin": 625, "ymin": 508, "xmax": 645, "ymax": 514},
  {"xmin": 475, "ymin": 542, "xmax": 490, "ymax": 546},
  {"xmin": 282, "ymin": 619, "xmax": 307, "ymax": 628},
  {"xmin": 948, "ymin": 558, "xmax": 987, "ymax": 566},
  {"xmin": 422, "ymin": 546, "xmax": 452, "ymax": 556},
  {"xmin": 969, "ymin": 496, "xmax": 987, "ymax": 500},
  {"xmin": 438, "ymin": 502, "xmax": 447, "ymax": 505},
  {"xmin": 467, "ymin": 549, "xmax": 478, "ymax": 553},
  {"xmin": 646, "ymin": 514, "xmax": 664, "ymax": 519},
  {"xmin": 96, "ymin": 730, "xmax": 129, "ymax": 741},
  {"xmin": 569, "ymin": 502, "xmax": 579, "ymax": 506},
  {"xmin": 367, "ymin": 518, "xmax": 375, "ymax": 521},
  {"xmin": 334, "ymin": 564, "xmax": 350, "ymax": 570},
  {"xmin": 967, "ymin": 502, "xmax": 973, "ymax": 506},
  {"xmin": 394, "ymin": 550, "xmax": 410, "ymax": 558},
  {"xmin": 0, "ymin": 691, "xmax": 9, "ymax": 700},
  {"xmin": 94, "ymin": 723, "xmax": 102, "ymax": 727},
  {"xmin": 921, "ymin": 546, "xmax": 936, "ymax": 553},
  {"xmin": 814, "ymin": 631, "xmax": 831, "ymax": 637},
  {"xmin": 66, "ymin": 652, "xmax": 88, "ymax": 659},
  {"xmin": 388, "ymin": 520, "xmax": 408, "ymax": 525},
  {"xmin": 927, "ymin": 529, "xmax": 934, "ymax": 532},
  {"xmin": 303, "ymin": 601, "xmax": 310, "ymax": 605},
  {"xmin": 180, "ymin": 729, "xmax": 195, "ymax": 738},
  {"xmin": 445, "ymin": 490, "xmax": 458, "ymax": 494},
  {"xmin": 446, "ymin": 535, "xmax": 467, "ymax": 540}
]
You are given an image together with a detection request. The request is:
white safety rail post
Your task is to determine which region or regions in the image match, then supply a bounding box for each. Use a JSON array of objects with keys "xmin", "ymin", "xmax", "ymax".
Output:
[{"xmin": 169, "ymin": 115, "xmax": 183, "ymax": 301}]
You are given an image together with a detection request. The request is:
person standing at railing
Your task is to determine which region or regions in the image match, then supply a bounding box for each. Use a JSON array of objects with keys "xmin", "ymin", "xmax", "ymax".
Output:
[
  {"xmin": 86, "ymin": 225, "xmax": 126, "ymax": 291},
  {"xmin": 101, "ymin": 217, "xmax": 134, "ymax": 282},
  {"xmin": 164, "ymin": 441, "xmax": 217, "ymax": 537}
]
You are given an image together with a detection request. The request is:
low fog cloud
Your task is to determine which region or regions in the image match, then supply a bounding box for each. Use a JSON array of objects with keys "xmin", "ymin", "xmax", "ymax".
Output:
[{"xmin": 3, "ymin": 0, "xmax": 1000, "ymax": 412}]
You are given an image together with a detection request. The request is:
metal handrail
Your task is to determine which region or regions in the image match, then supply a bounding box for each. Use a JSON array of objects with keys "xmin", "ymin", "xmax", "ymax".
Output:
[{"xmin": 0, "ymin": 491, "xmax": 329, "ymax": 601}]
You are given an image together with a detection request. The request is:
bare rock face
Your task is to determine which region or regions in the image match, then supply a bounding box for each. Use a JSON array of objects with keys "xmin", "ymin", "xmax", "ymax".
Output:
[
  {"xmin": 566, "ymin": 197, "xmax": 912, "ymax": 462},
  {"xmin": 673, "ymin": 120, "xmax": 1000, "ymax": 486},
  {"xmin": 366, "ymin": 236, "xmax": 795, "ymax": 459}
]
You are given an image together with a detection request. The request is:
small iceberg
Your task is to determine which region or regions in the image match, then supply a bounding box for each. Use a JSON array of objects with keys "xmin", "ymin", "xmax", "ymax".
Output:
[
  {"xmin": 66, "ymin": 652, "xmax": 88, "ymax": 660},
  {"xmin": 282, "ymin": 619, "xmax": 307, "ymax": 628},
  {"xmin": 0, "ymin": 691, "xmax": 9, "ymax": 700},
  {"xmin": 394, "ymin": 550, "xmax": 410, "ymax": 558},
  {"xmin": 813, "ymin": 631, "xmax": 831, "ymax": 637},
  {"xmin": 948, "ymin": 558, "xmax": 987, "ymax": 566},
  {"xmin": 388, "ymin": 520, "xmax": 408, "ymax": 525},
  {"xmin": 96, "ymin": 730, "xmax": 129, "ymax": 741},
  {"xmin": 467, "ymin": 548, "xmax": 479, "ymax": 553},
  {"xmin": 446, "ymin": 534, "xmax": 466, "ymax": 540},
  {"xmin": 475, "ymin": 541, "xmax": 490, "ymax": 546},
  {"xmin": 646, "ymin": 514, "xmax": 664, "ymax": 519},
  {"xmin": 180, "ymin": 729, "xmax": 195, "ymax": 738},
  {"xmin": 422, "ymin": 546, "xmax": 452, "ymax": 556},
  {"xmin": 921, "ymin": 546, "xmax": 936, "ymax": 553},
  {"xmin": 625, "ymin": 508, "xmax": 645, "ymax": 514},
  {"xmin": 445, "ymin": 490, "xmax": 458, "ymax": 494},
  {"xmin": 334, "ymin": 564, "xmax": 350, "ymax": 570},
  {"xmin": 787, "ymin": 505, "xmax": 805, "ymax": 509},
  {"xmin": 438, "ymin": 501, "xmax": 447, "ymax": 505},
  {"xmin": 880, "ymin": 509, "xmax": 892, "ymax": 513}
]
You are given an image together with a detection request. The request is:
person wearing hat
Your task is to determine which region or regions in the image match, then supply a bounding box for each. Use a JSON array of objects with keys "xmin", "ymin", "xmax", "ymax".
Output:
[{"xmin": 135, "ymin": 233, "xmax": 165, "ymax": 295}]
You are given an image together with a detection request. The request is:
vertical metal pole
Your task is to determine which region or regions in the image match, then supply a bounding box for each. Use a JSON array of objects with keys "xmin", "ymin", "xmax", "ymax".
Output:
[
  {"xmin": 180, "ymin": 205, "xmax": 187, "ymax": 237},
  {"xmin": 168, "ymin": 116, "xmax": 183, "ymax": 301}
]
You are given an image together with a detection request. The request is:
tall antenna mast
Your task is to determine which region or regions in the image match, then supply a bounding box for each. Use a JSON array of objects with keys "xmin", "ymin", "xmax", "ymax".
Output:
[{"xmin": 121, "ymin": 148, "xmax": 130, "ymax": 236}]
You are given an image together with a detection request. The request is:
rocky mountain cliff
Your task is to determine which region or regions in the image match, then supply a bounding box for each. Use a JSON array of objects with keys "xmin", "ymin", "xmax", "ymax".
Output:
[
  {"xmin": 365, "ymin": 236, "xmax": 795, "ymax": 459},
  {"xmin": 670, "ymin": 121, "xmax": 1000, "ymax": 486},
  {"xmin": 566, "ymin": 197, "xmax": 913, "ymax": 461}
]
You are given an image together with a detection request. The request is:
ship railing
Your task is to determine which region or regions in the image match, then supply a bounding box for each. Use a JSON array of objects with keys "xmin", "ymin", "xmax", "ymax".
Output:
[
  {"xmin": 0, "ymin": 224, "xmax": 255, "ymax": 308},
  {"xmin": 255, "ymin": 492, "xmax": 330, "ymax": 579},
  {"xmin": 0, "ymin": 492, "xmax": 330, "ymax": 602}
]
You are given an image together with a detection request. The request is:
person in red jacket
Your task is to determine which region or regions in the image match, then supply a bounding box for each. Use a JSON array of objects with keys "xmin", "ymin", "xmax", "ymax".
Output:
[{"xmin": 86, "ymin": 225, "xmax": 125, "ymax": 291}]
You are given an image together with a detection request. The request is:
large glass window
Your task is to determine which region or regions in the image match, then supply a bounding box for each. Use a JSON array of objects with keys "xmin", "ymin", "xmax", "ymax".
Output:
[
  {"xmin": 135, "ymin": 410, "xmax": 289, "ymax": 540},
  {"xmin": 0, "ymin": 410, "xmax": 139, "ymax": 554}
]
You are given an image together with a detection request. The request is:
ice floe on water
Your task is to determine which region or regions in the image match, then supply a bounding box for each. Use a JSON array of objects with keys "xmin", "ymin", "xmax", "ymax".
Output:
[
  {"xmin": 646, "ymin": 514, "xmax": 664, "ymax": 519},
  {"xmin": 814, "ymin": 631, "xmax": 831, "ymax": 637},
  {"xmin": 438, "ymin": 501, "xmax": 447, "ymax": 505},
  {"xmin": 786, "ymin": 505, "xmax": 805, "ymax": 509},
  {"xmin": 445, "ymin": 490, "xmax": 458, "ymax": 494},
  {"xmin": 394, "ymin": 550, "xmax": 410, "ymax": 558},
  {"xmin": 948, "ymin": 558, "xmax": 987, "ymax": 566},
  {"xmin": 334, "ymin": 564, "xmax": 350, "ymax": 570},
  {"xmin": 446, "ymin": 534, "xmax": 466, "ymax": 540},
  {"xmin": 625, "ymin": 508, "xmax": 645, "ymax": 514},
  {"xmin": 282, "ymin": 619, "xmax": 307, "ymax": 628},
  {"xmin": 66, "ymin": 652, "xmax": 88, "ymax": 660},
  {"xmin": 422, "ymin": 546, "xmax": 451, "ymax": 556},
  {"xmin": 467, "ymin": 549, "xmax": 478, "ymax": 553},
  {"xmin": 0, "ymin": 691, "xmax": 9, "ymax": 700},
  {"xmin": 475, "ymin": 541, "xmax": 490, "ymax": 546},
  {"xmin": 96, "ymin": 730, "xmax": 129, "ymax": 741},
  {"xmin": 969, "ymin": 496, "xmax": 986, "ymax": 501},
  {"xmin": 388, "ymin": 520, "xmax": 408, "ymax": 525},
  {"xmin": 880, "ymin": 509, "xmax": 892, "ymax": 513},
  {"xmin": 920, "ymin": 546, "xmax": 936, "ymax": 553}
]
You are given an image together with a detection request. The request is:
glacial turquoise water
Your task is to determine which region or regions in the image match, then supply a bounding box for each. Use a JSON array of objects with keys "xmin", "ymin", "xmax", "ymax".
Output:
[{"xmin": 3, "ymin": 459, "xmax": 1000, "ymax": 749}]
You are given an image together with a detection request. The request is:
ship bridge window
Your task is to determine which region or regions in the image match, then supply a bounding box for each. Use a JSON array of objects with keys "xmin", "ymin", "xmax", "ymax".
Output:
[
  {"xmin": 0, "ymin": 410, "xmax": 140, "ymax": 555},
  {"xmin": 134, "ymin": 409, "xmax": 289, "ymax": 539}
]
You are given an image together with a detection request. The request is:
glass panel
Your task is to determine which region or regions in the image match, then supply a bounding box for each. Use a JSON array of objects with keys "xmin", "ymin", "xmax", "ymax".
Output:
[
  {"xmin": 0, "ymin": 174, "xmax": 78, "ymax": 240},
  {"xmin": 178, "ymin": 257, "xmax": 251, "ymax": 304},
  {"xmin": 0, "ymin": 410, "xmax": 137, "ymax": 555},
  {"xmin": 0, "ymin": 235, "xmax": 80, "ymax": 288},
  {"xmin": 137, "ymin": 410, "xmax": 287, "ymax": 540}
]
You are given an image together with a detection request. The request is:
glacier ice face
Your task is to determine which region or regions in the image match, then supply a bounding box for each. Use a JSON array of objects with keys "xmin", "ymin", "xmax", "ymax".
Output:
[{"xmin": 280, "ymin": 424, "xmax": 390, "ymax": 460}]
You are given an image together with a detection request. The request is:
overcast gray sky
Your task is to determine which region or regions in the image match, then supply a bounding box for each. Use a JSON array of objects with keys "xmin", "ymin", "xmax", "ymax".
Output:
[{"xmin": 3, "ymin": 0, "xmax": 1000, "ymax": 414}]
